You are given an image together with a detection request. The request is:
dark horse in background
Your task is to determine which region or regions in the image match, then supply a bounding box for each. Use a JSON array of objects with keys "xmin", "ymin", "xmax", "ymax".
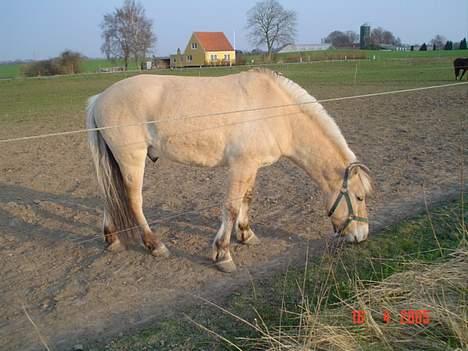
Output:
[{"xmin": 453, "ymin": 58, "xmax": 468, "ymax": 80}]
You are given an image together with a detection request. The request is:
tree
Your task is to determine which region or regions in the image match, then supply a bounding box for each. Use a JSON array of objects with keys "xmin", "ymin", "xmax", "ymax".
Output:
[
  {"xmin": 345, "ymin": 30, "xmax": 359, "ymax": 45},
  {"xmin": 57, "ymin": 50, "xmax": 83, "ymax": 74},
  {"xmin": 419, "ymin": 43, "xmax": 427, "ymax": 51},
  {"xmin": 101, "ymin": 0, "xmax": 156, "ymax": 70},
  {"xmin": 460, "ymin": 38, "xmax": 467, "ymax": 50},
  {"xmin": 429, "ymin": 35, "xmax": 446, "ymax": 50},
  {"xmin": 444, "ymin": 40, "xmax": 453, "ymax": 50},
  {"xmin": 323, "ymin": 30, "xmax": 358, "ymax": 48},
  {"xmin": 246, "ymin": 0, "xmax": 297, "ymax": 61},
  {"xmin": 369, "ymin": 27, "xmax": 400, "ymax": 47}
]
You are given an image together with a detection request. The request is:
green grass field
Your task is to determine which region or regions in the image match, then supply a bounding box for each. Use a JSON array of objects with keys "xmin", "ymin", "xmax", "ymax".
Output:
[
  {"xmin": 0, "ymin": 49, "xmax": 465, "ymax": 79},
  {"xmin": 0, "ymin": 63, "xmax": 22, "ymax": 79}
]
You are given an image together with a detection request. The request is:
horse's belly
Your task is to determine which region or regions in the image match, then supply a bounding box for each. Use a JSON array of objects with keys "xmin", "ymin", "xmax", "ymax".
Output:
[{"xmin": 157, "ymin": 135, "xmax": 226, "ymax": 167}]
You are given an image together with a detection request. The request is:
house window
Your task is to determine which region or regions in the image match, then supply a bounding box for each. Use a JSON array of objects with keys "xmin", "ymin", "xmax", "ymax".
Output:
[
  {"xmin": 191, "ymin": 42, "xmax": 198, "ymax": 49},
  {"xmin": 224, "ymin": 54, "xmax": 230, "ymax": 61},
  {"xmin": 210, "ymin": 54, "xmax": 218, "ymax": 62},
  {"xmin": 187, "ymin": 55, "xmax": 192, "ymax": 62}
]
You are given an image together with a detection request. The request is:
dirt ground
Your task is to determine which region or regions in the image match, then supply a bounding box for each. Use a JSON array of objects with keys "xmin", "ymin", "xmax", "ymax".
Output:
[{"xmin": 0, "ymin": 84, "xmax": 466, "ymax": 350}]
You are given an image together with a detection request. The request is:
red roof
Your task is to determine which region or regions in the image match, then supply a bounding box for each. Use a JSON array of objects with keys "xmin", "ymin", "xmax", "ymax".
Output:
[{"xmin": 194, "ymin": 32, "xmax": 234, "ymax": 51}]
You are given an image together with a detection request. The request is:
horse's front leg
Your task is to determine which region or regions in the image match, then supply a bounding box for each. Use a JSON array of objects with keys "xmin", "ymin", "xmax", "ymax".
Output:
[
  {"xmin": 461, "ymin": 69, "xmax": 467, "ymax": 80},
  {"xmin": 212, "ymin": 164, "xmax": 258, "ymax": 273},
  {"xmin": 235, "ymin": 188, "xmax": 260, "ymax": 245}
]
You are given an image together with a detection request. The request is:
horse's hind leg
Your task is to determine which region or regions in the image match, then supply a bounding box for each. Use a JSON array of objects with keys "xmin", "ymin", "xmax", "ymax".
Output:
[
  {"xmin": 103, "ymin": 210, "xmax": 124, "ymax": 251},
  {"xmin": 213, "ymin": 164, "xmax": 258, "ymax": 272},
  {"xmin": 120, "ymin": 151, "xmax": 170, "ymax": 257}
]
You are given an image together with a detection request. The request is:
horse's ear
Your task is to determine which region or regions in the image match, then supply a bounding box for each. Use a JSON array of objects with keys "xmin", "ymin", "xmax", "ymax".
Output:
[
  {"xmin": 358, "ymin": 164, "xmax": 370, "ymax": 175},
  {"xmin": 349, "ymin": 163, "xmax": 372, "ymax": 194},
  {"xmin": 348, "ymin": 162, "xmax": 370, "ymax": 176}
]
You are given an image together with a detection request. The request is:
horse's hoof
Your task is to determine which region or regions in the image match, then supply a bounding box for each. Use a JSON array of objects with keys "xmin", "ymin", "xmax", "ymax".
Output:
[
  {"xmin": 215, "ymin": 258, "xmax": 237, "ymax": 273},
  {"xmin": 107, "ymin": 240, "xmax": 124, "ymax": 252},
  {"xmin": 152, "ymin": 244, "xmax": 170, "ymax": 258},
  {"xmin": 241, "ymin": 232, "xmax": 261, "ymax": 246}
]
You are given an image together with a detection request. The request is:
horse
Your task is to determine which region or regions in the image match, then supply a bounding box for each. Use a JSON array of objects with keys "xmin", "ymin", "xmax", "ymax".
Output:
[
  {"xmin": 453, "ymin": 58, "xmax": 468, "ymax": 80},
  {"xmin": 86, "ymin": 69, "xmax": 372, "ymax": 273}
]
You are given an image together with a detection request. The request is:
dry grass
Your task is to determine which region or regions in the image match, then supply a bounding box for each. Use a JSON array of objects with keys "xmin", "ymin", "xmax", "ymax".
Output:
[{"xmin": 250, "ymin": 248, "xmax": 467, "ymax": 351}]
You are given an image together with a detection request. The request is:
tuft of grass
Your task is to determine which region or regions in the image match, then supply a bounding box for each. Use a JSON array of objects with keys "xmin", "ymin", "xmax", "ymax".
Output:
[{"xmin": 253, "ymin": 249, "xmax": 467, "ymax": 351}]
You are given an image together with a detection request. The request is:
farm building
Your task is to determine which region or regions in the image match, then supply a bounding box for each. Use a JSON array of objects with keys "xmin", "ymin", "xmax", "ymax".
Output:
[
  {"xmin": 277, "ymin": 43, "xmax": 331, "ymax": 53},
  {"xmin": 170, "ymin": 32, "xmax": 236, "ymax": 68},
  {"xmin": 360, "ymin": 23, "xmax": 371, "ymax": 49},
  {"xmin": 153, "ymin": 57, "xmax": 171, "ymax": 69}
]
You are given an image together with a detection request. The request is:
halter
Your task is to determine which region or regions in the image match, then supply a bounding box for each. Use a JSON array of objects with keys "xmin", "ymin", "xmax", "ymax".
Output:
[{"xmin": 327, "ymin": 162, "xmax": 368, "ymax": 235}]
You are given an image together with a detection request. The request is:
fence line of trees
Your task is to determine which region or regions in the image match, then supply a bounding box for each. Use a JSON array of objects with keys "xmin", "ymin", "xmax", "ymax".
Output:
[{"xmin": 418, "ymin": 36, "xmax": 467, "ymax": 51}]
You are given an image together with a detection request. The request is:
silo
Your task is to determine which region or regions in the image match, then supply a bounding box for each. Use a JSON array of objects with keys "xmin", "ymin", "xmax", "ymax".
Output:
[{"xmin": 360, "ymin": 24, "xmax": 371, "ymax": 49}]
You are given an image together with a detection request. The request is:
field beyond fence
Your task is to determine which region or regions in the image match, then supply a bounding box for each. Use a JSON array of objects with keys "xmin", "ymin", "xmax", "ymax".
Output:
[{"xmin": 1, "ymin": 49, "xmax": 466, "ymax": 79}]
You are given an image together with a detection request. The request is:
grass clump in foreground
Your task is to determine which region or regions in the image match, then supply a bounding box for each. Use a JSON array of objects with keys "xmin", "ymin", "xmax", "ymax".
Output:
[{"xmin": 103, "ymin": 198, "xmax": 466, "ymax": 351}]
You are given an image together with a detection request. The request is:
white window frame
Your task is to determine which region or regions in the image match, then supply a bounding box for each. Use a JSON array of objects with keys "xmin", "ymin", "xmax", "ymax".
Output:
[
  {"xmin": 224, "ymin": 54, "xmax": 230, "ymax": 61},
  {"xmin": 187, "ymin": 55, "xmax": 193, "ymax": 62},
  {"xmin": 210, "ymin": 54, "xmax": 218, "ymax": 62},
  {"xmin": 191, "ymin": 42, "xmax": 198, "ymax": 49}
]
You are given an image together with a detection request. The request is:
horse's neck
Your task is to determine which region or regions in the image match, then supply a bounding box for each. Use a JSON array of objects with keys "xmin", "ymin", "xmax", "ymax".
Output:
[{"xmin": 287, "ymin": 113, "xmax": 355, "ymax": 193}]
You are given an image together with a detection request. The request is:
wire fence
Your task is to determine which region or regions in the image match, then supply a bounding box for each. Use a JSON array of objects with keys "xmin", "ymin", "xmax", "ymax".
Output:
[{"xmin": 1, "ymin": 80, "xmax": 466, "ymax": 144}]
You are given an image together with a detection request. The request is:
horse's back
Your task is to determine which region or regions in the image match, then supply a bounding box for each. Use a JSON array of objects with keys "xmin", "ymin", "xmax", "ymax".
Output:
[
  {"xmin": 93, "ymin": 71, "xmax": 293, "ymax": 168},
  {"xmin": 454, "ymin": 58, "xmax": 468, "ymax": 67}
]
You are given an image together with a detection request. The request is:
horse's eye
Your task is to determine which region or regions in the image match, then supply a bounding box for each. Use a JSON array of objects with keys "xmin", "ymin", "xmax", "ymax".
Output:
[{"xmin": 356, "ymin": 195, "xmax": 364, "ymax": 202}]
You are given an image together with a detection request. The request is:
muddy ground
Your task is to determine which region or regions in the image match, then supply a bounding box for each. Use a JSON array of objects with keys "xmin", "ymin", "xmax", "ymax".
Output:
[{"xmin": 0, "ymin": 83, "xmax": 466, "ymax": 350}]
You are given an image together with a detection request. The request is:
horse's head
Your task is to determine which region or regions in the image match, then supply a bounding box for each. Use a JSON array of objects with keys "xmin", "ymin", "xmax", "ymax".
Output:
[{"xmin": 326, "ymin": 162, "xmax": 372, "ymax": 243}]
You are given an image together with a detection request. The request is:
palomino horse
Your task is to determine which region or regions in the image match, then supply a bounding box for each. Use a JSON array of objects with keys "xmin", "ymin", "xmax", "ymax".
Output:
[{"xmin": 86, "ymin": 69, "xmax": 372, "ymax": 272}]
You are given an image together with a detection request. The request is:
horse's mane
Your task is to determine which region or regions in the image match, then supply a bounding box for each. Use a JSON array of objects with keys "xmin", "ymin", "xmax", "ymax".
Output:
[{"xmin": 249, "ymin": 68, "xmax": 356, "ymax": 164}]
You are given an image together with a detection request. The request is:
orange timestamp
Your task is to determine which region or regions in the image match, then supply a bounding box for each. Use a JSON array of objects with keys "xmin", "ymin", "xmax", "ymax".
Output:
[{"xmin": 352, "ymin": 309, "xmax": 430, "ymax": 325}]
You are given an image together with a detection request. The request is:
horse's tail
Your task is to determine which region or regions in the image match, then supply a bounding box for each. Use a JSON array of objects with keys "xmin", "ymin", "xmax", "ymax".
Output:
[{"xmin": 86, "ymin": 95, "xmax": 138, "ymax": 242}]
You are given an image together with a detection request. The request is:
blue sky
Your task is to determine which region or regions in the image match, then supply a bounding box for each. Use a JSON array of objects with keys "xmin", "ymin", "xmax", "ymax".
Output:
[{"xmin": 0, "ymin": 0, "xmax": 467, "ymax": 61}]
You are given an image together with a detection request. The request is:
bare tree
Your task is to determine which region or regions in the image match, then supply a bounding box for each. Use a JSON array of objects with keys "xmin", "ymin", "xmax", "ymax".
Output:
[
  {"xmin": 369, "ymin": 27, "xmax": 400, "ymax": 47},
  {"xmin": 101, "ymin": 0, "xmax": 156, "ymax": 70},
  {"xmin": 430, "ymin": 35, "xmax": 446, "ymax": 50},
  {"xmin": 246, "ymin": 0, "xmax": 297, "ymax": 61},
  {"xmin": 323, "ymin": 30, "xmax": 358, "ymax": 48},
  {"xmin": 345, "ymin": 30, "xmax": 359, "ymax": 44}
]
